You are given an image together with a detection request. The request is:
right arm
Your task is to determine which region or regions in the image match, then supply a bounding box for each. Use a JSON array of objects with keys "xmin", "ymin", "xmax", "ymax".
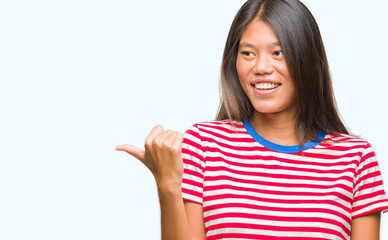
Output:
[
  {"xmin": 116, "ymin": 125, "xmax": 205, "ymax": 240},
  {"xmin": 184, "ymin": 200, "xmax": 206, "ymax": 240}
]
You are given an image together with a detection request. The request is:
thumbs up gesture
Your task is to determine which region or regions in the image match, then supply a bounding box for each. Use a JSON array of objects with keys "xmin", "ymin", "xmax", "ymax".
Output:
[{"xmin": 116, "ymin": 125, "xmax": 184, "ymax": 190}]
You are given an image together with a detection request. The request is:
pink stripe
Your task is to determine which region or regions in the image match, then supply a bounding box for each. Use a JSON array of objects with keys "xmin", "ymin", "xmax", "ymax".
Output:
[
  {"xmin": 203, "ymin": 202, "xmax": 351, "ymax": 225},
  {"xmin": 204, "ymin": 173, "xmax": 353, "ymax": 198},
  {"xmin": 207, "ymin": 233, "xmax": 331, "ymax": 240},
  {"xmin": 182, "ymin": 158, "xmax": 204, "ymax": 173},
  {"xmin": 200, "ymin": 128, "xmax": 255, "ymax": 143},
  {"xmin": 183, "ymin": 168, "xmax": 203, "ymax": 179},
  {"xmin": 354, "ymin": 168, "xmax": 380, "ymax": 187},
  {"xmin": 353, "ymin": 180, "xmax": 384, "ymax": 197},
  {"xmin": 205, "ymin": 212, "xmax": 350, "ymax": 236},
  {"xmin": 207, "ymin": 223, "xmax": 346, "ymax": 240},
  {"xmin": 204, "ymin": 193, "xmax": 351, "ymax": 212},
  {"xmin": 182, "ymin": 138, "xmax": 202, "ymax": 152},
  {"xmin": 182, "ymin": 188, "xmax": 202, "ymax": 199},
  {"xmin": 197, "ymin": 124, "xmax": 247, "ymax": 135},
  {"xmin": 205, "ymin": 156, "xmax": 355, "ymax": 176},
  {"xmin": 354, "ymin": 190, "xmax": 387, "ymax": 203},
  {"xmin": 180, "ymin": 121, "xmax": 388, "ymax": 240},
  {"xmin": 205, "ymin": 184, "xmax": 352, "ymax": 203},
  {"xmin": 352, "ymin": 203, "xmax": 388, "ymax": 219},
  {"xmin": 182, "ymin": 177, "xmax": 202, "ymax": 188},
  {"xmin": 205, "ymin": 164, "xmax": 354, "ymax": 183},
  {"xmin": 205, "ymin": 153, "xmax": 358, "ymax": 168}
]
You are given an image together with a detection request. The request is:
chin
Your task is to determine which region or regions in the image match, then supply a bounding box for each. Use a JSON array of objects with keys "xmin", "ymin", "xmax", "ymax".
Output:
[
  {"xmin": 252, "ymin": 105, "xmax": 282, "ymax": 114},
  {"xmin": 251, "ymin": 101, "xmax": 296, "ymax": 116}
]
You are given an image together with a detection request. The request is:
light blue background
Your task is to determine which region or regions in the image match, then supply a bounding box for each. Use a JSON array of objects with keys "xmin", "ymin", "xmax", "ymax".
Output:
[{"xmin": 1, "ymin": 0, "xmax": 387, "ymax": 239}]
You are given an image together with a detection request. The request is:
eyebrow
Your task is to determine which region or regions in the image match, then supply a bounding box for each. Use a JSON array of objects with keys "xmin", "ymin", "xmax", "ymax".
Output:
[{"xmin": 239, "ymin": 41, "xmax": 281, "ymax": 49}]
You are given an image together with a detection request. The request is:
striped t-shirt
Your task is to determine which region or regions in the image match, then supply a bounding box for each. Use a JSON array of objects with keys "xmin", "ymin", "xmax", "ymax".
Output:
[{"xmin": 181, "ymin": 120, "xmax": 388, "ymax": 240}]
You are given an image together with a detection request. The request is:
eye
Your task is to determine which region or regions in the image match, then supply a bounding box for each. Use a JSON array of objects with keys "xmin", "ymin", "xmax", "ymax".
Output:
[
  {"xmin": 240, "ymin": 51, "xmax": 255, "ymax": 57},
  {"xmin": 273, "ymin": 50, "xmax": 283, "ymax": 57}
]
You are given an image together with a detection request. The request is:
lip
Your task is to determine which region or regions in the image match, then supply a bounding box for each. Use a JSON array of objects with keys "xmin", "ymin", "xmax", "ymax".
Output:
[
  {"xmin": 250, "ymin": 79, "xmax": 280, "ymax": 85},
  {"xmin": 251, "ymin": 80, "xmax": 281, "ymax": 96},
  {"xmin": 253, "ymin": 85, "xmax": 280, "ymax": 95}
]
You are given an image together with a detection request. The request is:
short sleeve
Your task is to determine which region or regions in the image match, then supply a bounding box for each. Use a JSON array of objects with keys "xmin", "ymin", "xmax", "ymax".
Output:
[
  {"xmin": 352, "ymin": 142, "xmax": 388, "ymax": 218},
  {"xmin": 181, "ymin": 124, "xmax": 206, "ymax": 205}
]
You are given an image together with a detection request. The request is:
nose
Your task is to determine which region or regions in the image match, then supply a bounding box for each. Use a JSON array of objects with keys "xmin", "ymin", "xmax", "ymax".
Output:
[{"xmin": 253, "ymin": 54, "xmax": 273, "ymax": 75}]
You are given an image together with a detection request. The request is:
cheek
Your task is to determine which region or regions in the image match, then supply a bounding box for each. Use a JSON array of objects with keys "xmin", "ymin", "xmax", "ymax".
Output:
[
  {"xmin": 236, "ymin": 58, "xmax": 250, "ymax": 82},
  {"xmin": 276, "ymin": 63, "xmax": 293, "ymax": 86},
  {"xmin": 275, "ymin": 62, "xmax": 290, "ymax": 78},
  {"xmin": 278, "ymin": 64, "xmax": 296, "ymax": 99}
]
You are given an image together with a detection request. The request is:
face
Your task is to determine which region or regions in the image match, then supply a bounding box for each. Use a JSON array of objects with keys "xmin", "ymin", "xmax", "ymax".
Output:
[{"xmin": 236, "ymin": 19, "xmax": 296, "ymax": 117}]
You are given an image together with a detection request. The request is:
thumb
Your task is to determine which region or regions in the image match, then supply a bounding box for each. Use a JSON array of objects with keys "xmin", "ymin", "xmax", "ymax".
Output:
[{"xmin": 116, "ymin": 144, "xmax": 145, "ymax": 162}]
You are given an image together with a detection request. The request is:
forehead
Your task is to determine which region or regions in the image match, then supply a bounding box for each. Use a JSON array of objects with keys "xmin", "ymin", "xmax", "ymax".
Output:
[{"xmin": 240, "ymin": 19, "xmax": 280, "ymax": 45}]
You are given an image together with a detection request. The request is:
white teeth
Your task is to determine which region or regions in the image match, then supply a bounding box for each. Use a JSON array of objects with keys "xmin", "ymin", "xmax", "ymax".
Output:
[{"xmin": 254, "ymin": 83, "xmax": 280, "ymax": 90}]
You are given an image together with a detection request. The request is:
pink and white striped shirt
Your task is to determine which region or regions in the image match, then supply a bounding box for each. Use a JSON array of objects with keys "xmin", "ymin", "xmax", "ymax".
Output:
[{"xmin": 181, "ymin": 120, "xmax": 388, "ymax": 240}]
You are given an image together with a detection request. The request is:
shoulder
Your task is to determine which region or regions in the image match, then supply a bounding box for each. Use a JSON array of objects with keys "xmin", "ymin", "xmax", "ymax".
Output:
[
  {"xmin": 191, "ymin": 120, "xmax": 244, "ymax": 130},
  {"xmin": 184, "ymin": 120, "xmax": 250, "ymax": 144},
  {"xmin": 322, "ymin": 132, "xmax": 376, "ymax": 159},
  {"xmin": 185, "ymin": 120, "xmax": 245, "ymax": 135},
  {"xmin": 323, "ymin": 132, "xmax": 371, "ymax": 147}
]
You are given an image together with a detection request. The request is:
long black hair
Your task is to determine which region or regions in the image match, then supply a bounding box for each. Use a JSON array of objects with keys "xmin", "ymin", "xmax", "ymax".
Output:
[{"xmin": 216, "ymin": 0, "xmax": 349, "ymax": 144}]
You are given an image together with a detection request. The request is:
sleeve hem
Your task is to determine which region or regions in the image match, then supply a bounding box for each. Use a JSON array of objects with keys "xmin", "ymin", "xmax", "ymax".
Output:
[
  {"xmin": 352, "ymin": 205, "xmax": 388, "ymax": 219},
  {"xmin": 182, "ymin": 196, "xmax": 202, "ymax": 205}
]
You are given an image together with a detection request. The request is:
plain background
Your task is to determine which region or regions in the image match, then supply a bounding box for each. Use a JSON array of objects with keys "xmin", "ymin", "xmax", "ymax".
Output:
[{"xmin": 1, "ymin": 0, "xmax": 387, "ymax": 239}]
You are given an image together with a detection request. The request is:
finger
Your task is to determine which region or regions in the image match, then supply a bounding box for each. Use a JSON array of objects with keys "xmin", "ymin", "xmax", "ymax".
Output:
[
  {"xmin": 154, "ymin": 131, "xmax": 183, "ymax": 153},
  {"xmin": 157, "ymin": 130, "xmax": 175, "ymax": 144},
  {"xmin": 171, "ymin": 132, "xmax": 184, "ymax": 152},
  {"xmin": 116, "ymin": 144, "xmax": 145, "ymax": 162},
  {"xmin": 165, "ymin": 131, "xmax": 182, "ymax": 147},
  {"xmin": 151, "ymin": 130, "xmax": 179, "ymax": 149},
  {"xmin": 173, "ymin": 132, "xmax": 184, "ymax": 146},
  {"xmin": 145, "ymin": 124, "xmax": 164, "ymax": 147}
]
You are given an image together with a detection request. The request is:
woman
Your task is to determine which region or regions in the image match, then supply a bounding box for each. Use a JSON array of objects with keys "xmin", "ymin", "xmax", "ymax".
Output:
[{"xmin": 117, "ymin": 0, "xmax": 388, "ymax": 239}]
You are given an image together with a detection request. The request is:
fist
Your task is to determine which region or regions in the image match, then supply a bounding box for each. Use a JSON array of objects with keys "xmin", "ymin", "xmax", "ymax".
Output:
[{"xmin": 116, "ymin": 125, "xmax": 184, "ymax": 188}]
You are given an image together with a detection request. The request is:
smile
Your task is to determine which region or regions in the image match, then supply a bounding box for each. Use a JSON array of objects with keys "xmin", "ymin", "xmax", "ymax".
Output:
[{"xmin": 254, "ymin": 82, "xmax": 281, "ymax": 90}]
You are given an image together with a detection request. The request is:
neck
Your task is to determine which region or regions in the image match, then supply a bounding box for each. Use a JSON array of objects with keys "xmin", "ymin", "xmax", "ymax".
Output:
[{"xmin": 250, "ymin": 111, "xmax": 299, "ymax": 146}]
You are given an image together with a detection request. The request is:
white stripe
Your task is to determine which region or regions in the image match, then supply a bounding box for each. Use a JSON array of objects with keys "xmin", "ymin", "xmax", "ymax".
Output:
[
  {"xmin": 204, "ymin": 173, "xmax": 354, "ymax": 198},
  {"xmin": 204, "ymin": 207, "xmax": 350, "ymax": 229},
  {"xmin": 205, "ymin": 149, "xmax": 361, "ymax": 167},
  {"xmin": 182, "ymin": 173, "xmax": 203, "ymax": 186},
  {"xmin": 354, "ymin": 175, "xmax": 384, "ymax": 194},
  {"xmin": 181, "ymin": 121, "xmax": 388, "ymax": 240},
  {"xmin": 204, "ymin": 196, "xmax": 351, "ymax": 217},
  {"xmin": 352, "ymin": 201, "xmax": 388, "ymax": 217},
  {"xmin": 206, "ymin": 217, "xmax": 348, "ymax": 238},
  {"xmin": 182, "ymin": 152, "xmax": 205, "ymax": 171},
  {"xmin": 206, "ymin": 227, "xmax": 340, "ymax": 240},
  {"xmin": 182, "ymin": 192, "xmax": 202, "ymax": 204},
  {"xmin": 205, "ymin": 159, "xmax": 355, "ymax": 181},
  {"xmin": 203, "ymin": 183, "xmax": 353, "ymax": 204},
  {"xmin": 353, "ymin": 194, "xmax": 388, "ymax": 208}
]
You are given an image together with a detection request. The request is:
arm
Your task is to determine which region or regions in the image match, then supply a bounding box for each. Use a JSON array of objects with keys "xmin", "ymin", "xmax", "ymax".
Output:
[
  {"xmin": 184, "ymin": 200, "xmax": 206, "ymax": 240},
  {"xmin": 156, "ymin": 187, "xmax": 206, "ymax": 240},
  {"xmin": 350, "ymin": 211, "xmax": 381, "ymax": 240},
  {"xmin": 157, "ymin": 182, "xmax": 191, "ymax": 240},
  {"xmin": 117, "ymin": 125, "xmax": 205, "ymax": 240}
]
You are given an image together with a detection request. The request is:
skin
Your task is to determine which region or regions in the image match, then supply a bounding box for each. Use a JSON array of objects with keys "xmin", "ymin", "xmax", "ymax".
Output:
[
  {"xmin": 351, "ymin": 211, "xmax": 381, "ymax": 240},
  {"xmin": 236, "ymin": 19, "xmax": 381, "ymax": 240},
  {"xmin": 117, "ymin": 18, "xmax": 381, "ymax": 240},
  {"xmin": 236, "ymin": 19, "xmax": 299, "ymax": 146},
  {"xmin": 116, "ymin": 125, "xmax": 193, "ymax": 240}
]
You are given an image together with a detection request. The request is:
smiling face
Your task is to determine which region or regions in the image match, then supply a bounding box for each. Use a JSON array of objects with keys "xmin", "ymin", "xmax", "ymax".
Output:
[{"xmin": 236, "ymin": 19, "xmax": 296, "ymax": 117}]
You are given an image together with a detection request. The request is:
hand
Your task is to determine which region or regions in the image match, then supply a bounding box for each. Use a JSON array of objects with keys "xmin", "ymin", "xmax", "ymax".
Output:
[{"xmin": 116, "ymin": 125, "xmax": 184, "ymax": 189}]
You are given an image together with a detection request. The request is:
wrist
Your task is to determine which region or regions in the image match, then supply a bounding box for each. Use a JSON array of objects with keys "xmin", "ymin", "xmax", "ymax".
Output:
[{"xmin": 156, "ymin": 179, "xmax": 182, "ymax": 196}]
